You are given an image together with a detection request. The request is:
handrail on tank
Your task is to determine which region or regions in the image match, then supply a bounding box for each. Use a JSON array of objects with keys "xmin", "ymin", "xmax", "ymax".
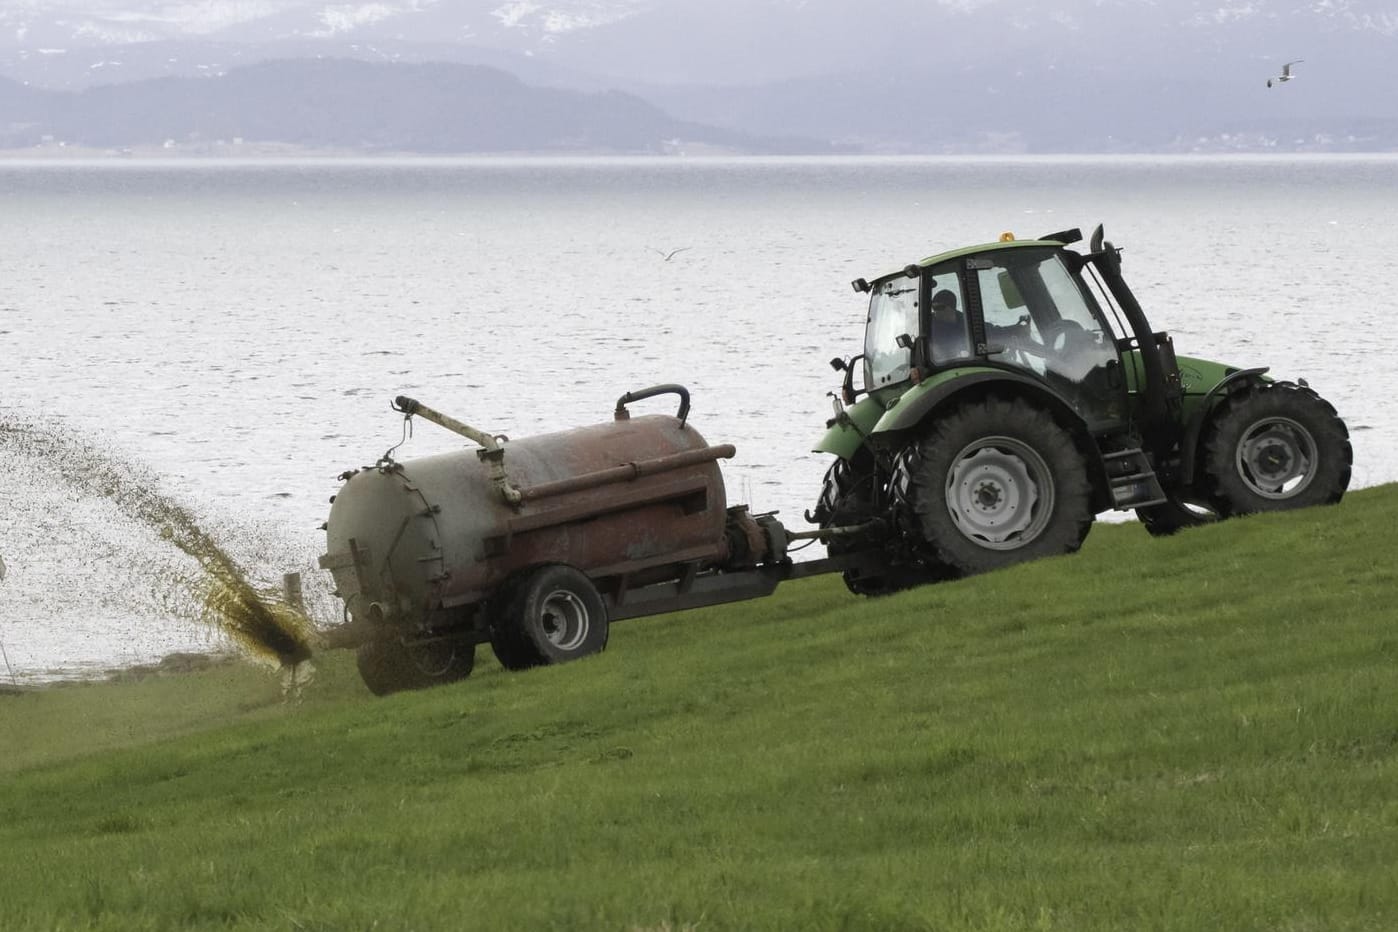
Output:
[
  {"xmin": 392, "ymin": 395, "xmax": 525, "ymax": 506},
  {"xmin": 615, "ymin": 383, "xmax": 690, "ymax": 427}
]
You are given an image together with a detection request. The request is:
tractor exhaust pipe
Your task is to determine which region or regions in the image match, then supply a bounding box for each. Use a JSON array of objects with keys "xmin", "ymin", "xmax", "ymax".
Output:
[{"xmin": 1087, "ymin": 231, "xmax": 1177, "ymax": 452}]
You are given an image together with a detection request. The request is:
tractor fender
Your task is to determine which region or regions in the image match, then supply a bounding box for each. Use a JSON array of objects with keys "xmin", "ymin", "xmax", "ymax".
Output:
[
  {"xmin": 873, "ymin": 368, "xmax": 1086, "ymax": 438},
  {"xmin": 1178, "ymin": 366, "xmax": 1270, "ymax": 485},
  {"xmin": 813, "ymin": 370, "xmax": 1097, "ymax": 485},
  {"xmin": 872, "ymin": 369, "xmax": 1114, "ymax": 511},
  {"xmin": 813, "ymin": 393, "xmax": 888, "ymax": 459}
]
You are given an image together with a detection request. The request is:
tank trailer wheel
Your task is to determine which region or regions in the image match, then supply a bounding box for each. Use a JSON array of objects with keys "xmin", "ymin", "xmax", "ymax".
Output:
[
  {"xmin": 502, "ymin": 564, "xmax": 609, "ymax": 666},
  {"xmin": 1202, "ymin": 383, "xmax": 1351, "ymax": 517},
  {"xmin": 488, "ymin": 580, "xmax": 546, "ymax": 671},
  {"xmin": 356, "ymin": 637, "xmax": 476, "ymax": 697},
  {"xmin": 490, "ymin": 628, "xmax": 544, "ymax": 671},
  {"xmin": 901, "ymin": 396, "xmax": 1094, "ymax": 575}
]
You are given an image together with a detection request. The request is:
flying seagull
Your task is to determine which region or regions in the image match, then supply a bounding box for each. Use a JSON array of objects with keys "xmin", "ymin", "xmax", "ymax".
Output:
[
  {"xmin": 653, "ymin": 247, "xmax": 691, "ymax": 261},
  {"xmin": 1267, "ymin": 60, "xmax": 1303, "ymax": 88}
]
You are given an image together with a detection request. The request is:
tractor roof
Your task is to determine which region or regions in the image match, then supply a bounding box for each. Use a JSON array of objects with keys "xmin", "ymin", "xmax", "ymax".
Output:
[{"xmin": 869, "ymin": 237, "xmax": 1068, "ymax": 288}]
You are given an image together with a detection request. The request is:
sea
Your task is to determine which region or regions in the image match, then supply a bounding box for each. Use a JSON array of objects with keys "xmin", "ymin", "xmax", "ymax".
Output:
[{"xmin": 2, "ymin": 154, "xmax": 1396, "ymax": 683}]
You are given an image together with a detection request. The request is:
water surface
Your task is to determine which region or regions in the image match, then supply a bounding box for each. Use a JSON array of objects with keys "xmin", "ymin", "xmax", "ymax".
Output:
[{"xmin": 3, "ymin": 155, "xmax": 1395, "ymax": 680}]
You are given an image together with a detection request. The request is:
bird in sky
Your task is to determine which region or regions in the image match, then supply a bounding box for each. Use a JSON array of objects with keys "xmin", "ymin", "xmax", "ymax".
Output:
[
  {"xmin": 1267, "ymin": 60, "xmax": 1303, "ymax": 88},
  {"xmin": 653, "ymin": 247, "xmax": 691, "ymax": 261}
]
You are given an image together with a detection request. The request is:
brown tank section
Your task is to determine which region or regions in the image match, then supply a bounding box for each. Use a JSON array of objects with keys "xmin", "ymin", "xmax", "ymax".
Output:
[{"xmin": 320, "ymin": 407, "xmax": 732, "ymax": 630}]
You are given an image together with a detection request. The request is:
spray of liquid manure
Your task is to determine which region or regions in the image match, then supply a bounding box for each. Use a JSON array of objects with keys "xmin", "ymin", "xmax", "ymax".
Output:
[{"xmin": 0, "ymin": 415, "xmax": 316, "ymax": 671}]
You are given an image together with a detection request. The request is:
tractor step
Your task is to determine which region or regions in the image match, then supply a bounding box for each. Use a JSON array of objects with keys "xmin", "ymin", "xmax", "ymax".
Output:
[{"xmin": 1101, "ymin": 447, "xmax": 1168, "ymax": 509}]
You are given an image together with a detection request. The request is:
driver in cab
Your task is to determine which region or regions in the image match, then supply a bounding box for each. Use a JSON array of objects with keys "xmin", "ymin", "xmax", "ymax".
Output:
[{"xmin": 929, "ymin": 289, "xmax": 972, "ymax": 362}]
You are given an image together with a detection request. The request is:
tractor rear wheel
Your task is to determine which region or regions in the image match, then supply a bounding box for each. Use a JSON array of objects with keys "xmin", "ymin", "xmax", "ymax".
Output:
[
  {"xmin": 815, "ymin": 455, "xmax": 945, "ymax": 596},
  {"xmin": 356, "ymin": 637, "xmax": 475, "ymax": 696},
  {"xmin": 901, "ymin": 396, "xmax": 1094, "ymax": 575},
  {"xmin": 500, "ymin": 564, "xmax": 609, "ymax": 666},
  {"xmin": 1202, "ymin": 383, "xmax": 1351, "ymax": 516}
]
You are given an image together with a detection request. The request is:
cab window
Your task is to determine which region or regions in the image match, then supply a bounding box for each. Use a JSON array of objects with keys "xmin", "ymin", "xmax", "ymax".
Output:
[
  {"xmin": 972, "ymin": 249, "xmax": 1114, "ymax": 382},
  {"xmin": 971, "ymin": 248, "xmax": 1124, "ymax": 429},
  {"xmin": 863, "ymin": 274, "xmax": 919, "ymax": 388},
  {"xmin": 926, "ymin": 274, "xmax": 970, "ymax": 365}
]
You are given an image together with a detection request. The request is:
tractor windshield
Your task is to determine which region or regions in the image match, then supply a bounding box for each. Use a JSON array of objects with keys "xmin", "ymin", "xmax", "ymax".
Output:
[{"xmin": 864, "ymin": 273, "xmax": 919, "ymax": 389}]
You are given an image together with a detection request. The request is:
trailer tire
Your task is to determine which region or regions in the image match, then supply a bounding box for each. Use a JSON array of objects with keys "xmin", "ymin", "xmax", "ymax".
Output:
[
  {"xmin": 489, "ymin": 581, "xmax": 546, "ymax": 671},
  {"xmin": 1202, "ymin": 382, "xmax": 1351, "ymax": 517},
  {"xmin": 490, "ymin": 626, "xmax": 545, "ymax": 671},
  {"xmin": 902, "ymin": 396, "xmax": 1093, "ymax": 575},
  {"xmin": 356, "ymin": 637, "xmax": 475, "ymax": 696},
  {"xmin": 505, "ymin": 564, "xmax": 609, "ymax": 665}
]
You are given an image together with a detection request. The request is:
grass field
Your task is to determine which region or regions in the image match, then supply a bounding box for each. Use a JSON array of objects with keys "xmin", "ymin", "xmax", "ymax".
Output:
[{"xmin": 3, "ymin": 487, "xmax": 1397, "ymax": 931}]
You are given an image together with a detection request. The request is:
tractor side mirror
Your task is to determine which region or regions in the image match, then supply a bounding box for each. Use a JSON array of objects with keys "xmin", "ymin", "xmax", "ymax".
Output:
[
  {"xmin": 829, "ymin": 357, "xmax": 847, "ymax": 372},
  {"xmin": 838, "ymin": 353, "xmax": 866, "ymax": 404}
]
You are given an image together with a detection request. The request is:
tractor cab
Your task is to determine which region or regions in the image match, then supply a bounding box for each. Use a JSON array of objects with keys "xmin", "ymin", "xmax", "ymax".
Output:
[
  {"xmin": 861, "ymin": 235, "xmax": 1136, "ymax": 434},
  {"xmin": 841, "ymin": 226, "xmax": 1193, "ymax": 461}
]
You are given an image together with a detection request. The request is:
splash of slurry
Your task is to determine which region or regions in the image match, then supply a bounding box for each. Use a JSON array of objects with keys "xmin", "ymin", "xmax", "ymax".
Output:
[{"xmin": 0, "ymin": 417, "xmax": 315, "ymax": 667}]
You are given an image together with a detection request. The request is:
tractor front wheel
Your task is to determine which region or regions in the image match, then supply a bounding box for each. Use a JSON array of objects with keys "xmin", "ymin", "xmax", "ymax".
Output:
[
  {"xmin": 900, "ymin": 396, "xmax": 1094, "ymax": 575},
  {"xmin": 1202, "ymin": 383, "xmax": 1351, "ymax": 517}
]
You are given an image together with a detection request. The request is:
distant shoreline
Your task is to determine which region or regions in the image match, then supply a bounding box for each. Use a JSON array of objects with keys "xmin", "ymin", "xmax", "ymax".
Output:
[{"xmin": 4, "ymin": 147, "xmax": 1398, "ymax": 163}]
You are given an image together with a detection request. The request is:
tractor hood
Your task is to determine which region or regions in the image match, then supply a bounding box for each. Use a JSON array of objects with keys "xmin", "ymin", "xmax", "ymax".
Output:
[{"xmin": 1121, "ymin": 352, "xmax": 1249, "ymax": 397}]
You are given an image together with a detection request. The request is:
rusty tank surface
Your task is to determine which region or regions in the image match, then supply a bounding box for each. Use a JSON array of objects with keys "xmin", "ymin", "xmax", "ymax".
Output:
[{"xmin": 319, "ymin": 385, "xmax": 870, "ymax": 696}]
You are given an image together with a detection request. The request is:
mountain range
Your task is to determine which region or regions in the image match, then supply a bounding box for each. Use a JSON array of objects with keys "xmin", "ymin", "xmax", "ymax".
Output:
[
  {"xmin": 2, "ymin": 0, "xmax": 1396, "ymax": 154},
  {"xmin": 0, "ymin": 58, "xmax": 829, "ymax": 153}
]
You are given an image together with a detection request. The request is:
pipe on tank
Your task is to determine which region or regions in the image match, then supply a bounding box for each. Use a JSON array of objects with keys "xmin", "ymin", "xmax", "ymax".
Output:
[
  {"xmin": 392, "ymin": 395, "xmax": 524, "ymax": 506},
  {"xmin": 519, "ymin": 444, "xmax": 736, "ymax": 503}
]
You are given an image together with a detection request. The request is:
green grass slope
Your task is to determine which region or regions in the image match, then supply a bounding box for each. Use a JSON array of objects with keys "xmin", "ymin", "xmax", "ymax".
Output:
[{"xmin": 3, "ymin": 487, "xmax": 1398, "ymax": 931}]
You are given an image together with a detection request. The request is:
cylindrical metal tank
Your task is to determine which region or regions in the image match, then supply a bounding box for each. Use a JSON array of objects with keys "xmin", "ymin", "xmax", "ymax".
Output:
[{"xmin": 320, "ymin": 411, "xmax": 731, "ymax": 629}]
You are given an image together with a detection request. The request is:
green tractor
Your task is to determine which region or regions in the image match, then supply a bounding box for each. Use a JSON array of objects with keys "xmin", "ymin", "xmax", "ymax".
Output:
[{"xmin": 809, "ymin": 224, "xmax": 1352, "ymax": 594}]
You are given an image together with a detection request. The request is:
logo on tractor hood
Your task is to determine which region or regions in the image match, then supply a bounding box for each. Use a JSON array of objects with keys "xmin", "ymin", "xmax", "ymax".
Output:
[{"xmin": 1178, "ymin": 365, "xmax": 1204, "ymax": 390}]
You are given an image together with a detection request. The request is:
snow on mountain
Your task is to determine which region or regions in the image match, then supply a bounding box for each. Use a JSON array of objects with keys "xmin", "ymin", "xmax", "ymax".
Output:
[
  {"xmin": 489, "ymin": 0, "xmax": 647, "ymax": 36},
  {"xmin": 311, "ymin": 4, "xmax": 412, "ymax": 39},
  {"xmin": 0, "ymin": 0, "xmax": 655, "ymax": 47}
]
